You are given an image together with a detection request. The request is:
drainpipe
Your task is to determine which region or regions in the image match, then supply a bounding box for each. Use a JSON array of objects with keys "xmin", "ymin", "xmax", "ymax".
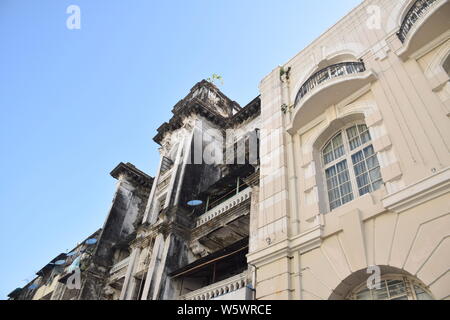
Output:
[
  {"xmin": 247, "ymin": 263, "xmax": 257, "ymax": 300},
  {"xmin": 283, "ymin": 66, "xmax": 300, "ymax": 235}
]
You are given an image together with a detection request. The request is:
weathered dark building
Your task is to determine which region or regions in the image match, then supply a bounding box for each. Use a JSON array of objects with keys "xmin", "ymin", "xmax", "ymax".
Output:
[{"xmin": 10, "ymin": 80, "xmax": 260, "ymax": 300}]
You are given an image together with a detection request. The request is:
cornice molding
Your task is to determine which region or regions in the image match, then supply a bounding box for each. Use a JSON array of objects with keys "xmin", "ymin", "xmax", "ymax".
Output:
[
  {"xmin": 247, "ymin": 224, "xmax": 322, "ymax": 267},
  {"xmin": 382, "ymin": 167, "xmax": 450, "ymax": 213}
]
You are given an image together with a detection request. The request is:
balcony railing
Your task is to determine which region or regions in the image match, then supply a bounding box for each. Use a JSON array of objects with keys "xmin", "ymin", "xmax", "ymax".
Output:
[
  {"xmin": 180, "ymin": 271, "xmax": 250, "ymax": 300},
  {"xmin": 295, "ymin": 62, "xmax": 366, "ymax": 105},
  {"xmin": 109, "ymin": 257, "xmax": 130, "ymax": 280},
  {"xmin": 397, "ymin": 0, "xmax": 438, "ymax": 43},
  {"xmin": 195, "ymin": 187, "xmax": 252, "ymax": 228}
]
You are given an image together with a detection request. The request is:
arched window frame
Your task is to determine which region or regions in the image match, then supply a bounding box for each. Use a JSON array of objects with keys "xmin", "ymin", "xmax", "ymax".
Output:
[
  {"xmin": 347, "ymin": 274, "xmax": 434, "ymax": 300},
  {"xmin": 320, "ymin": 121, "xmax": 383, "ymax": 212}
]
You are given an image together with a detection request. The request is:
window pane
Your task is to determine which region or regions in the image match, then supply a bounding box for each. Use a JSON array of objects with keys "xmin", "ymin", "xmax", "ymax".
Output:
[
  {"xmin": 354, "ymin": 162, "xmax": 367, "ymax": 176},
  {"xmin": 332, "ymin": 133, "xmax": 343, "ymax": 149},
  {"xmin": 323, "ymin": 133, "xmax": 346, "ymax": 164},
  {"xmin": 359, "ymin": 185, "xmax": 371, "ymax": 196},
  {"xmin": 387, "ymin": 280, "xmax": 406, "ymax": 298},
  {"xmin": 340, "ymin": 182, "xmax": 352, "ymax": 196},
  {"xmin": 346, "ymin": 126, "xmax": 358, "ymax": 139},
  {"xmin": 323, "ymin": 142, "xmax": 333, "ymax": 164},
  {"xmin": 334, "ymin": 145, "xmax": 345, "ymax": 159},
  {"xmin": 360, "ymin": 131, "xmax": 371, "ymax": 144},
  {"xmin": 369, "ymin": 168, "xmax": 382, "ymax": 182},
  {"xmin": 341, "ymin": 193, "xmax": 354, "ymax": 205},
  {"xmin": 372, "ymin": 281, "xmax": 389, "ymax": 300},
  {"xmin": 414, "ymin": 285, "xmax": 433, "ymax": 300},
  {"xmin": 330, "ymin": 200, "xmax": 341, "ymax": 210},
  {"xmin": 364, "ymin": 145, "xmax": 375, "ymax": 157},
  {"xmin": 351, "ymin": 144, "xmax": 383, "ymax": 196},
  {"xmin": 323, "ymin": 152, "xmax": 334, "ymax": 165},
  {"xmin": 323, "ymin": 142, "xmax": 333, "ymax": 153},
  {"xmin": 347, "ymin": 127, "xmax": 361, "ymax": 150},
  {"xmin": 358, "ymin": 124, "xmax": 368, "ymax": 132},
  {"xmin": 352, "ymin": 150, "xmax": 364, "ymax": 164},
  {"xmin": 327, "ymin": 176, "xmax": 339, "ymax": 190},
  {"xmin": 349, "ymin": 137, "xmax": 361, "ymax": 150},
  {"xmin": 366, "ymin": 155, "xmax": 379, "ymax": 169},
  {"xmin": 325, "ymin": 166, "xmax": 336, "ymax": 179},
  {"xmin": 336, "ymin": 160, "xmax": 348, "ymax": 173},
  {"xmin": 347, "ymin": 125, "xmax": 372, "ymax": 150},
  {"xmin": 356, "ymin": 173, "xmax": 369, "ymax": 187},
  {"xmin": 323, "ymin": 141, "xmax": 332, "ymax": 154},
  {"xmin": 372, "ymin": 180, "xmax": 383, "ymax": 191},
  {"xmin": 338, "ymin": 171, "xmax": 350, "ymax": 184},
  {"xmin": 328, "ymin": 189, "xmax": 340, "ymax": 202},
  {"xmin": 325, "ymin": 160, "xmax": 353, "ymax": 210},
  {"xmin": 351, "ymin": 278, "xmax": 433, "ymax": 300}
]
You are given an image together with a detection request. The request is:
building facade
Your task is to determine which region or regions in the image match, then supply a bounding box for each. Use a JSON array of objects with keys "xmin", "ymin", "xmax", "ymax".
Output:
[{"xmin": 9, "ymin": 0, "xmax": 450, "ymax": 300}]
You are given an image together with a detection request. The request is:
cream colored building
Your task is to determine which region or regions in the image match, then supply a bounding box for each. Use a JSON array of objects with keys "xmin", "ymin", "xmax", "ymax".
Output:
[{"xmin": 248, "ymin": 0, "xmax": 450, "ymax": 300}]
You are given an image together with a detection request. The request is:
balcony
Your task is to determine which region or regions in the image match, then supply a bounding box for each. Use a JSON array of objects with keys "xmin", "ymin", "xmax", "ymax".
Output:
[
  {"xmin": 288, "ymin": 61, "xmax": 376, "ymax": 133},
  {"xmin": 295, "ymin": 62, "xmax": 366, "ymax": 105},
  {"xmin": 179, "ymin": 271, "xmax": 251, "ymax": 300},
  {"xmin": 190, "ymin": 187, "xmax": 251, "ymax": 253},
  {"xmin": 196, "ymin": 187, "xmax": 252, "ymax": 228},
  {"xmin": 398, "ymin": 0, "xmax": 438, "ymax": 42},
  {"xmin": 396, "ymin": 0, "xmax": 450, "ymax": 59},
  {"xmin": 109, "ymin": 257, "xmax": 130, "ymax": 282}
]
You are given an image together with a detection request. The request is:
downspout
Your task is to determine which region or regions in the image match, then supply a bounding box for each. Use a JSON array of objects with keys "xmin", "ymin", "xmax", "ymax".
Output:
[
  {"xmin": 283, "ymin": 67, "xmax": 300, "ymax": 236},
  {"xmin": 247, "ymin": 263, "xmax": 258, "ymax": 300}
]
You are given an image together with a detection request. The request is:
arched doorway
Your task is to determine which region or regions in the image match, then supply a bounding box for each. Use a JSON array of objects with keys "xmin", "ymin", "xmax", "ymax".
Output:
[{"xmin": 330, "ymin": 266, "xmax": 434, "ymax": 300}]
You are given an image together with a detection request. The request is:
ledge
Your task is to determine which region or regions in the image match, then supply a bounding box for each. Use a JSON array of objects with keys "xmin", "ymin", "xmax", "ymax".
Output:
[{"xmin": 382, "ymin": 166, "xmax": 450, "ymax": 213}]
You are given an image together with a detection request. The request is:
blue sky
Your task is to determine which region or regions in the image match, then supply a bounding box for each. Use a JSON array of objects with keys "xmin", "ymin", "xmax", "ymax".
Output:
[{"xmin": 0, "ymin": 0, "xmax": 361, "ymax": 299}]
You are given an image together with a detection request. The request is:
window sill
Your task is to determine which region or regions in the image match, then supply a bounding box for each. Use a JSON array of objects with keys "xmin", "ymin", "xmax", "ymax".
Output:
[{"xmin": 321, "ymin": 187, "xmax": 387, "ymax": 238}]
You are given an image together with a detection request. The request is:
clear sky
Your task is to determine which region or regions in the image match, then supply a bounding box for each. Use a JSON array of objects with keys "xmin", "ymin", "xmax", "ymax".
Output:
[{"xmin": 0, "ymin": 0, "xmax": 362, "ymax": 299}]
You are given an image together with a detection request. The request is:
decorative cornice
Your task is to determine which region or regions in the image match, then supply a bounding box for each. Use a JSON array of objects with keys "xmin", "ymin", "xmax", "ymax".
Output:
[
  {"xmin": 153, "ymin": 80, "xmax": 260, "ymax": 145},
  {"xmin": 247, "ymin": 224, "xmax": 323, "ymax": 267},
  {"xmin": 383, "ymin": 167, "xmax": 450, "ymax": 213},
  {"xmin": 110, "ymin": 162, "xmax": 154, "ymax": 188}
]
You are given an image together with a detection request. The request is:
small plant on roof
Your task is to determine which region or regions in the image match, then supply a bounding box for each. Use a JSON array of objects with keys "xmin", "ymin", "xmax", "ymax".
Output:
[{"xmin": 207, "ymin": 73, "xmax": 224, "ymax": 86}]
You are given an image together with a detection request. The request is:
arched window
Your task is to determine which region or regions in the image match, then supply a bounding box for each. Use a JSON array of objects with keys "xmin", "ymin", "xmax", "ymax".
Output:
[
  {"xmin": 347, "ymin": 275, "xmax": 433, "ymax": 300},
  {"xmin": 322, "ymin": 123, "xmax": 383, "ymax": 211}
]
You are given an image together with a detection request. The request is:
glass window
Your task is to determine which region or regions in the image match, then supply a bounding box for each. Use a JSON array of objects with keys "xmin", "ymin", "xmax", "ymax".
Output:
[
  {"xmin": 349, "ymin": 276, "xmax": 433, "ymax": 300},
  {"xmin": 325, "ymin": 160, "xmax": 354, "ymax": 210},
  {"xmin": 322, "ymin": 123, "xmax": 383, "ymax": 211}
]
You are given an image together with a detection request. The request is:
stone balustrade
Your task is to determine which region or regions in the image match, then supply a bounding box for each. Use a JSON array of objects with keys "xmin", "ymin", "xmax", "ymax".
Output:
[
  {"xmin": 180, "ymin": 271, "xmax": 250, "ymax": 300},
  {"xmin": 195, "ymin": 187, "xmax": 252, "ymax": 228},
  {"xmin": 109, "ymin": 257, "xmax": 130, "ymax": 280}
]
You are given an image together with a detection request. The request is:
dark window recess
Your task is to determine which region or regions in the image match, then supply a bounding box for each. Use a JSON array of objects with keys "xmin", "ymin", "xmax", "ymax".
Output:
[
  {"xmin": 160, "ymin": 156, "xmax": 174, "ymax": 174},
  {"xmin": 171, "ymin": 239, "xmax": 249, "ymax": 297}
]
